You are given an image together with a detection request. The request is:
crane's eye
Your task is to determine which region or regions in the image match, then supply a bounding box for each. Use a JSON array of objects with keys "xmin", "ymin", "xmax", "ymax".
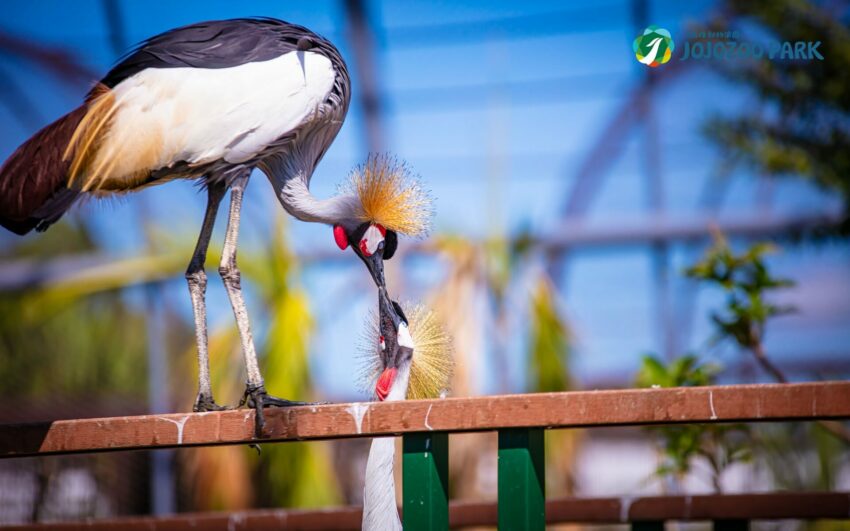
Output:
[
  {"xmin": 333, "ymin": 224, "xmax": 349, "ymax": 250},
  {"xmin": 358, "ymin": 224, "xmax": 386, "ymax": 257}
]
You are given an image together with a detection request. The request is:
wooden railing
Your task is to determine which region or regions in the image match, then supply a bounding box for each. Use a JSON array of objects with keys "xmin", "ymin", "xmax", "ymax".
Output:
[{"xmin": 1, "ymin": 381, "xmax": 849, "ymax": 530}]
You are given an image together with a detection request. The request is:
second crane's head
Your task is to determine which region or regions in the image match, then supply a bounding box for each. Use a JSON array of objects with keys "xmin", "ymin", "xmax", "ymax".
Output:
[
  {"xmin": 361, "ymin": 302, "xmax": 453, "ymax": 403},
  {"xmin": 331, "ymin": 155, "xmax": 432, "ymax": 340}
]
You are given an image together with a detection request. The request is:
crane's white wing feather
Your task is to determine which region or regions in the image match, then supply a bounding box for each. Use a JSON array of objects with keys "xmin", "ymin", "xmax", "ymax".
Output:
[{"xmin": 84, "ymin": 50, "xmax": 334, "ymax": 188}]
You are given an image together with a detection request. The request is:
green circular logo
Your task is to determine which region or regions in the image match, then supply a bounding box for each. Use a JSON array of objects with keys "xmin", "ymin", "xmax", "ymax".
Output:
[{"xmin": 633, "ymin": 26, "xmax": 674, "ymax": 67}]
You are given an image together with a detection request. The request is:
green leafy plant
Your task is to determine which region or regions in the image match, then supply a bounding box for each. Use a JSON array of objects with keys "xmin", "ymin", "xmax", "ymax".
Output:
[
  {"xmin": 688, "ymin": 235, "xmax": 850, "ymax": 445},
  {"xmin": 637, "ymin": 354, "xmax": 750, "ymax": 493},
  {"xmin": 685, "ymin": 236, "xmax": 794, "ymax": 382},
  {"xmin": 639, "ymin": 236, "xmax": 848, "ymax": 492}
]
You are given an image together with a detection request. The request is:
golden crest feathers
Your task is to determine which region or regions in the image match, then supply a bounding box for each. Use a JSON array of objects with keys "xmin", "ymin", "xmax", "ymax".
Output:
[
  {"xmin": 359, "ymin": 303, "xmax": 453, "ymax": 400},
  {"xmin": 346, "ymin": 154, "xmax": 432, "ymax": 238}
]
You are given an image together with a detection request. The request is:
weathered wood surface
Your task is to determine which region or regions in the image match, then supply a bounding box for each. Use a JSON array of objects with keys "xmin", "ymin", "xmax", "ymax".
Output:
[
  {"xmin": 4, "ymin": 492, "xmax": 849, "ymax": 529},
  {"xmin": 1, "ymin": 381, "xmax": 848, "ymax": 457}
]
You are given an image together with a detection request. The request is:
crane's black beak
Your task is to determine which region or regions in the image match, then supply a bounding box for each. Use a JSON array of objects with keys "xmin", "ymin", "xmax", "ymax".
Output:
[
  {"xmin": 349, "ymin": 221, "xmax": 390, "ymax": 290},
  {"xmin": 359, "ymin": 246, "xmax": 388, "ymax": 291},
  {"xmin": 347, "ymin": 222, "xmax": 413, "ymax": 399},
  {"xmin": 375, "ymin": 290, "xmax": 413, "ymax": 401}
]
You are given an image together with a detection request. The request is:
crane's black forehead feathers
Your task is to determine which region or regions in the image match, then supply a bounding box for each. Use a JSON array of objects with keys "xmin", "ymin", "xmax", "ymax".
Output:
[{"xmin": 101, "ymin": 17, "xmax": 345, "ymax": 89}]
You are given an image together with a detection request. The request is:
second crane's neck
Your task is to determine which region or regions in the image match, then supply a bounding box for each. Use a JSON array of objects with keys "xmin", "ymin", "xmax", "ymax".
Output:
[{"xmin": 362, "ymin": 365, "xmax": 410, "ymax": 531}]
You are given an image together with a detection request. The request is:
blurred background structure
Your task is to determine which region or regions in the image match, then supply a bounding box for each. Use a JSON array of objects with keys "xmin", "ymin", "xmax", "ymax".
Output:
[{"xmin": 0, "ymin": 0, "xmax": 848, "ymax": 526}]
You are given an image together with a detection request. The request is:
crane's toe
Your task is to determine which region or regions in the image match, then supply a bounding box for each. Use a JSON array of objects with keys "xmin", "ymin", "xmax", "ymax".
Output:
[
  {"xmin": 193, "ymin": 393, "xmax": 229, "ymax": 412},
  {"xmin": 240, "ymin": 383, "xmax": 316, "ymax": 438}
]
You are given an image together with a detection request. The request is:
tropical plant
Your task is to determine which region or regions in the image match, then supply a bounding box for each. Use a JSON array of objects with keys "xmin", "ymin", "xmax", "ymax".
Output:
[
  {"xmin": 687, "ymin": 234, "xmax": 850, "ymax": 444},
  {"xmin": 1, "ymin": 212, "xmax": 340, "ymax": 514},
  {"xmin": 685, "ymin": 236, "xmax": 794, "ymax": 382},
  {"xmin": 636, "ymin": 354, "xmax": 750, "ymax": 493},
  {"xmin": 639, "ymin": 235, "xmax": 848, "ymax": 494}
]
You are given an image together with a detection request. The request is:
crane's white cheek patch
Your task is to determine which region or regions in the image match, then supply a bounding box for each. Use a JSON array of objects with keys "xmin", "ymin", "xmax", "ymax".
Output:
[
  {"xmin": 397, "ymin": 323, "xmax": 415, "ymax": 350},
  {"xmin": 359, "ymin": 224, "xmax": 385, "ymax": 256}
]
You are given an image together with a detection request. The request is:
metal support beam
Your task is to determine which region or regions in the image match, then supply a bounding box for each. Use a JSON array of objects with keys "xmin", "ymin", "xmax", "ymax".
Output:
[
  {"xmin": 403, "ymin": 432, "xmax": 449, "ymax": 530},
  {"xmin": 498, "ymin": 428, "xmax": 545, "ymax": 530},
  {"xmin": 344, "ymin": 0, "xmax": 385, "ymax": 153}
]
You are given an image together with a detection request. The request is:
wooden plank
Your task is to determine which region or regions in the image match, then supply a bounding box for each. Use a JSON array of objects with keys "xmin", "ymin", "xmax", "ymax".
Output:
[
  {"xmin": 402, "ymin": 432, "xmax": 449, "ymax": 530},
  {"xmin": 622, "ymin": 493, "xmax": 850, "ymax": 521},
  {"xmin": 1, "ymin": 382, "xmax": 849, "ymax": 457},
  {"xmin": 498, "ymin": 428, "xmax": 545, "ymax": 530},
  {"xmin": 5, "ymin": 493, "xmax": 848, "ymax": 529},
  {"xmin": 1, "ymin": 507, "xmax": 364, "ymax": 531}
]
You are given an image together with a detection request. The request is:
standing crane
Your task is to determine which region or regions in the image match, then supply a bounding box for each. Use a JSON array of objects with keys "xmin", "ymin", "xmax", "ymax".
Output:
[{"xmin": 0, "ymin": 18, "xmax": 430, "ymax": 434}]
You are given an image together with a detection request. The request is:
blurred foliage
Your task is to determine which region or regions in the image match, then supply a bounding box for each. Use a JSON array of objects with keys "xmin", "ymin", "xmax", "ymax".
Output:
[
  {"xmin": 685, "ymin": 236, "xmax": 794, "ymax": 357},
  {"xmin": 636, "ymin": 354, "xmax": 718, "ymax": 389},
  {"xmin": 637, "ymin": 354, "xmax": 750, "ymax": 492},
  {"xmin": 527, "ymin": 275, "xmax": 571, "ymax": 393},
  {"xmin": 0, "ymin": 222, "xmax": 149, "ymax": 402},
  {"xmin": 705, "ymin": 0, "xmax": 850, "ymax": 234},
  {"xmin": 429, "ymin": 233, "xmax": 579, "ymax": 499},
  {"xmin": 1, "ymin": 212, "xmax": 339, "ymax": 515},
  {"xmin": 755, "ymin": 422, "xmax": 847, "ymax": 491},
  {"xmin": 526, "ymin": 272, "xmax": 578, "ymax": 496},
  {"xmin": 637, "ymin": 234, "xmax": 846, "ymax": 491},
  {"xmin": 246, "ymin": 217, "xmax": 340, "ymax": 509},
  {"xmin": 637, "ymin": 235, "xmax": 849, "ymax": 492},
  {"xmin": 173, "ymin": 215, "xmax": 341, "ymax": 510}
]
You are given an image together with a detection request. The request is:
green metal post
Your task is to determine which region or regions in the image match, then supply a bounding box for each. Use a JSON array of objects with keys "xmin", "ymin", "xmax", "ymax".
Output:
[
  {"xmin": 498, "ymin": 428, "xmax": 545, "ymax": 530},
  {"xmin": 402, "ymin": 432, "xmax": 449, "ymax": 530}
]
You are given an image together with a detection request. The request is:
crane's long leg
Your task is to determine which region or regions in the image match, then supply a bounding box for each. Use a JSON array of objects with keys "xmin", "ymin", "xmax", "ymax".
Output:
[
  {"xmin": 218, "ymin": 171, "xmax": 308, "ymax": 436},
  {"xmin": 187, "ymin": 181, "xmax": 227, "ymax": 412}
]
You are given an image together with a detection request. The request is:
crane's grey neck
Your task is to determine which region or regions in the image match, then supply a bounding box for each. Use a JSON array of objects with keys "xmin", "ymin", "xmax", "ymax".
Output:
[
  {"xmin": 362, "ymin": 365, "xmax": 410, "ymax": 531},
  {"xmin": 260, "ymin": 115, "xmax": 357, "ymax": 227},
  {"xmin": 274, "ymin": 173, "xmax": 361, "ymax": 226}
]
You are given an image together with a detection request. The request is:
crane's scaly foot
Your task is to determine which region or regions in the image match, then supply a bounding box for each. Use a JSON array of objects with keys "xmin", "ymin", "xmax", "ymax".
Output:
[
  {"xmin": 240, "ymin": 384, "xmax": 313, "ymax": 438},
  {"xmin": 193, "ymin": 393, "xmax": 228, "ymax": 412}
]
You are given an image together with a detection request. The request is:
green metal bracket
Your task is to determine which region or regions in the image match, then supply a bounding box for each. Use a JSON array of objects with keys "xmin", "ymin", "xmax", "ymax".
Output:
[
  {"xmin": 402, "ymin": 432, "xmax": 449, "ymax": 530},
  {"xmin": 498, "ymin": 428, "xmax": 545, "ymax": 530}
]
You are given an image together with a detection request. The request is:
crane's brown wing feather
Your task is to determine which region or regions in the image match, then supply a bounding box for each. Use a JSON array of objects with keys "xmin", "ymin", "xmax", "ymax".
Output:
[{"xmin": 0, "ymin": 106, "xmax": 86, "ymax": 234}]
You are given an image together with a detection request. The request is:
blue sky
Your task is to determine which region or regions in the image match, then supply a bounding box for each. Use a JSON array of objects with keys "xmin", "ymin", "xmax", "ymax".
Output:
[{"xmin": 1, "ymin": 0, "xmax": 847, "ymax": 399}]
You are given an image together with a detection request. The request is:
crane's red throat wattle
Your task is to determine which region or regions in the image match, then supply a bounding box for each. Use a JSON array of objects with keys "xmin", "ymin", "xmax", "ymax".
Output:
[
  {"xmin": 375, "ymin": 367, "xmax": 397, "ymax": 401},
  {"xmin": 333, "ymin": 224, "xmax": 348, "ymax": 250}
]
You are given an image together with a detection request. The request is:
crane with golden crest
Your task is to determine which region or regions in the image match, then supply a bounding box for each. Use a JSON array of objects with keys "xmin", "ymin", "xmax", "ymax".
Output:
[
  {"xmin": 361, "ymin": 302, "xmax": 454, "ymax": 531},
  {"xmin": 0, "ymin": 18, "xmax": 432, "ymax": 435}
]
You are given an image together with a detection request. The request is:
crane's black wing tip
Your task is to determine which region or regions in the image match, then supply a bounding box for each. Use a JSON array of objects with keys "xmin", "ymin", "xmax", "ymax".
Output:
[{"xmin": 0, "ymin": 216, "xmax": 37, "ymax": 235}]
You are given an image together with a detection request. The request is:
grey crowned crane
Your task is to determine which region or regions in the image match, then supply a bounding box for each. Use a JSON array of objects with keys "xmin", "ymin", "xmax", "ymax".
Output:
[
  {"xmin": 0, "ymin": 18, "xmax": 431, "ymax": 434},
  {"xmin": 361, "ymin": 302, "xmax": 453, "ymax": 530}
]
